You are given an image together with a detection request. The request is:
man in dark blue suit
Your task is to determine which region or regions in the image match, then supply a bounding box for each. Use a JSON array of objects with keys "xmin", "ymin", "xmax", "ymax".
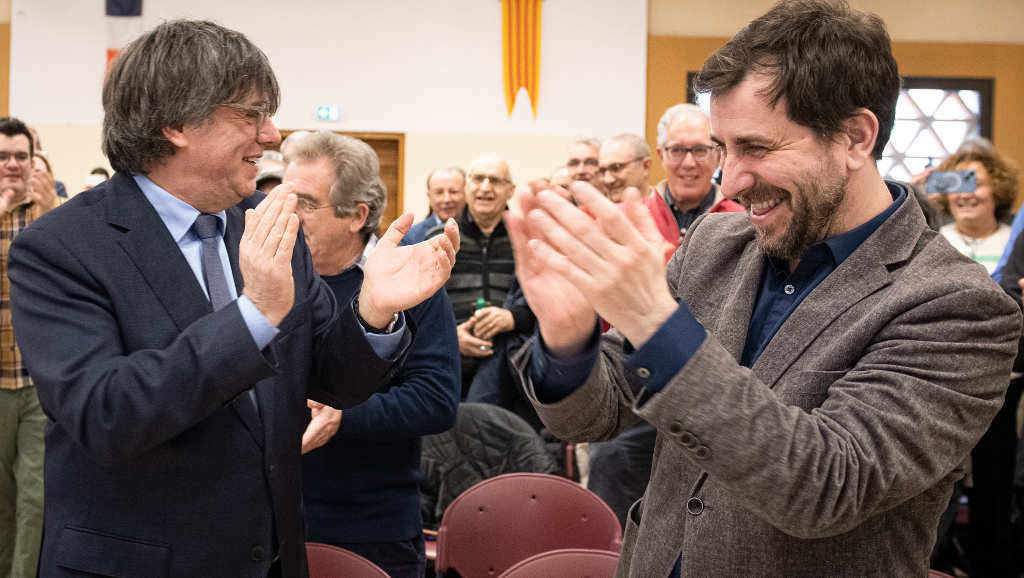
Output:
[{"xmin": 7, "ymin": 20, "xmax": 458, "ymax": 578}]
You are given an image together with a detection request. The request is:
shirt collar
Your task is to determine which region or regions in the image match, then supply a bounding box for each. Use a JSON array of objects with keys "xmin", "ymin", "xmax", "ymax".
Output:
[
  {"xmin": 349, "ymin": 235, "xmax": 378, "ymax": 273},
  {"xmin": 662, "ymin": 182, "xmax": 716, "ymax": 218},
  {"xmin": 765, "ymin": 181, "xmax": 907, "ymax": 271},
  {"xmin": 133, "ymin": 174, "xmax": 227, "ymax": 242}
]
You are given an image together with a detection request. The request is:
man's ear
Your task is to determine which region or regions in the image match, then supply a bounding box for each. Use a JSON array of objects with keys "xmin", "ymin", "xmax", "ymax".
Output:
[
  {"xmin": 162, "ymin": 125, "xmax": 189, "ymax": 148},
  {"xmin": 349, "ymin": 203, "xmax": 370, "ymax": 232},
  {"xmin": 842, "ymin": 109, "xmax": 879, "ymax": 171}
]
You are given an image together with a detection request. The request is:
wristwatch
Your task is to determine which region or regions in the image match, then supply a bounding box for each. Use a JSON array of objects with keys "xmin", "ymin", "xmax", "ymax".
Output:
[{"xmin": 353, "ymin": 294, "xmax": 399, "ymax": 334}]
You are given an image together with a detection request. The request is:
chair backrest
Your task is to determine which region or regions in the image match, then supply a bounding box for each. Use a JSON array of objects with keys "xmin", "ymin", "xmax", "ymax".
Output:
[
  {"xmin": 498, "ymin": 548, "xmax": 620, "ymax": 578},
  {"xmin": 436, "ymin": 472, "xmax": 622, "ymax": 578},
  {"xmin": 305, "ymin": 542, "xmax": 389, "ymax": 578}
]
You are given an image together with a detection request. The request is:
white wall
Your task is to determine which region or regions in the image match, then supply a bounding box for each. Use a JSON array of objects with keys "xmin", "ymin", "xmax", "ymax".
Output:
[{"xmin": 12, "ymin": 0, "xmax": 647, "ymax": 212}]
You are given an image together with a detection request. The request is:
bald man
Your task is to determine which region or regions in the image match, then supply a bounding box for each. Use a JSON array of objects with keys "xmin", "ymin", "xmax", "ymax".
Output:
[{"xmin": 446, "ymin": 155, "xmax": 537, "ymax": 421}]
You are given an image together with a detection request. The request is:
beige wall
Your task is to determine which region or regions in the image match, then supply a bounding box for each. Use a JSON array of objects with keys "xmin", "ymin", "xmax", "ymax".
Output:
[
  {"xmin": 32, "ymin": 124, "xmax": 110, "ymax": 195},
  {"xmin": 403, "ymin": 133, "xmax": 577, "ymax": 219},
  {"xmin": 649, "ymin": 0, "xmax": 1024, "ymax": 43}
]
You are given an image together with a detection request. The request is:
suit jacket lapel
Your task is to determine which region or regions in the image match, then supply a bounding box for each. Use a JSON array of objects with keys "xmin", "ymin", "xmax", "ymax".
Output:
[
  {"xmin": 106, "ymin": 174, "xmax": 212, "ymax": 332},
  {"xmin": 708, "ymin": 244, "xmax": 765, "ymax": 361},
  {"xmin": 751, "ymin": 192, "xmax": 926, "ymax": 387},
  {"xmin": 222, "ymin": 205, "xmax": 266, "ymax": 443},
  {"xmin": 223, "ymin": 205, "xmax": 246, "ymax": 296},
  {"xmin": 107, "ymin": 177, "xmax": 265, "ymax": 444}
]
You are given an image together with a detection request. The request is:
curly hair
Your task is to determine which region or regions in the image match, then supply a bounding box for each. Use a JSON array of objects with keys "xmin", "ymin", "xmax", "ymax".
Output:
[{"xmin": 934, "ymin": 147, "xmax": 1020, "ymax": 221}]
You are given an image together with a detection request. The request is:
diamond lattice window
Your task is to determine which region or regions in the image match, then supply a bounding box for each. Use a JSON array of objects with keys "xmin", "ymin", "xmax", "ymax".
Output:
[{"xmin": 880, "ymin": 88, "xmax": 982, "ymax": 182}]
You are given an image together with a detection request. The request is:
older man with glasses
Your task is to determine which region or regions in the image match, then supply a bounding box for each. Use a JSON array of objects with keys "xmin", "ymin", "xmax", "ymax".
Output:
[
  {"xmin": 446, "ymin": 155, "xmax": 537, "ymax": 412},
  {"xmin": 598, "ymin": 133, "xmax": 655, "ymax": 203},
  {"xmin": 647, "ymin": 103, "xmax": 744, "ymax": 251},
  {"xmin": 566, "ymin": 138, "xmax": 605, "ymax": 193}
]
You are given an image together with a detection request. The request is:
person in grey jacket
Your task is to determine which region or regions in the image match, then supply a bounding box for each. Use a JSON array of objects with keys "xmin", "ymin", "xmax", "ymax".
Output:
[{"xmin": 505, "ymin": 1, "xmax": 1022, "ymax": 576}]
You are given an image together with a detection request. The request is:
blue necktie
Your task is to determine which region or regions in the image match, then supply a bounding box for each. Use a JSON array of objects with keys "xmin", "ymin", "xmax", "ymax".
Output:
[
  {"xmin": 193, "ymin": 214, "xmax": 259, "ymax": 413},
  {"xmin": 192, "ymin": 214, "xmax": 234, "ymax": 311}
]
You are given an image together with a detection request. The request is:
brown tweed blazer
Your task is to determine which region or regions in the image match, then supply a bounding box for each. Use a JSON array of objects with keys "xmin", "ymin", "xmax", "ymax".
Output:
[{"xmin": 516, "ymin": 193, "xmax": 1021, "ymax": 577}]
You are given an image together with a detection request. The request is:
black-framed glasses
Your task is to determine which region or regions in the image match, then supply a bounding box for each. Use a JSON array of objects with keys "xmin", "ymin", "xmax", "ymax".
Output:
[
  {"xmin": 566, "ymin": 158, "xmax": 599, "ymax": 169},
  {"xmin": 220, "ymin": 102, "xmax": 273, "ymax": 125},
  {"xmin": 663, "ymin": 144, "xmax": 719, "ymax": 162},
  {"xmin": 468, "ymin": 173, "xmax": 513, "ymax": 187},
  {"xmin": 597, "ymin": 156, "xmax": 645, "ymax": 177}
]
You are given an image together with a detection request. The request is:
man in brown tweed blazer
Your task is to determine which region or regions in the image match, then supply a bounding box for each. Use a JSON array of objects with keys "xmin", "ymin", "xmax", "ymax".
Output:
[{"xmin": 505, "ymin": 1, "xmax": 1022, "ymax": 576}]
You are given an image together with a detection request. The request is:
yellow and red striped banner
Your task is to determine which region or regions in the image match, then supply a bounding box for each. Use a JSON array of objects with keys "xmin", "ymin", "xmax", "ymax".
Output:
[{"xmin": 502, "ymin": 0, "xmax": 542, "ymax": 117}]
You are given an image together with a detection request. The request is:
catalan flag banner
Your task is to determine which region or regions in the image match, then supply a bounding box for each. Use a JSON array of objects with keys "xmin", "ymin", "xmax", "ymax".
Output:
[
  {"xmin": 106, "ymin": 0, "xmax": 143, "ymax": 70},
  {"xmin": 501, "ymin": 0, "xmax": 542, "ymax": 117}
]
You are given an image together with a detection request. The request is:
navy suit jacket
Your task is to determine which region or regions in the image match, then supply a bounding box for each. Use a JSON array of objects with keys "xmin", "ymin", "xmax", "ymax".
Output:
[{"xmin": 9, "ymin": 174, "xmax": 404, "ymax": 577}]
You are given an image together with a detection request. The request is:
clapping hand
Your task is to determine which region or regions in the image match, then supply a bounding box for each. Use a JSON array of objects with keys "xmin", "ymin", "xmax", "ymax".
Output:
[{"xmin": 358, "ymin": 213, "xmax": 460, "ymax": 328}]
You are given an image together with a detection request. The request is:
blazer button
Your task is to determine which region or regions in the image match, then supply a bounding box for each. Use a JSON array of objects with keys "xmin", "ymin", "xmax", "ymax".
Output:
[
  {"xmin": 637, "ymin": 367, "xmax": 651, "ymax": 379},
  {"xmin": 694, "ymin": 445, "xmax": 712, "ymax": 460},
  {"xmin": 250, "ymin": 546, "xmax": 266, "ymax": 561},
  {"xmin": 680, "ymin": 431, "xmax": 698, "ymax": 449},
  {"xmin": 686, "ymin": 497, "xmax": 704, "ymax": 516},
  {"xmin": 669, "ymin": 422, "xmax": 683, "ymax": 435}
]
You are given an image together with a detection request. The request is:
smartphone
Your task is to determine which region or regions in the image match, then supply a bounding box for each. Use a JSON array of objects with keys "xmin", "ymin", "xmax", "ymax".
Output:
[{"xmin": 925, "ymin": 170, "xmax": 976, "ymax": 194}]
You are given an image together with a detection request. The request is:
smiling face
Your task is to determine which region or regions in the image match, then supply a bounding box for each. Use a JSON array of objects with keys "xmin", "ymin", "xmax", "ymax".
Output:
[
  {"xmin": 657, "ymin": 113, "xmax": 720, "ymax": 211},
  {"xmin": 948, "ymin": 161, "xmax": 998, "ymax": 232},
  {"xmin": 0, "ymin": 134, "xmax": 32, "ymax": 201},
  {"xmin": 465, "ymin": 156, "xmax": 514, "ymax": 226},
  {"xmin": 599, "ymin": 140, "xmax": 649, "ymax": 203},
  {"xmin": 285, "ymin": 157, "xmax": 366, "ymax": 275},
  {"xmin": 712, "ymin": 74, "xmax": 850, "ymax": 263},
  {"xmin": 567, "ymin": 143, "xmax": 600, "ymax": 183},
  {"xmin": 166, "ymin": 97, "xmax": 281, "ymax": 213},
  {"xmin": 427, "ymin": 168, "xmax": 466, "ymax": 221}
]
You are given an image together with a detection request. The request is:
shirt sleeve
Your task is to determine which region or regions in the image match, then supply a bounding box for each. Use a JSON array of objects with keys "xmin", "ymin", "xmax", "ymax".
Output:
[
  {"xmin": 237, "ymin": 295, "xmax": 280, "ymax": 350},
  {"xmin": 624, "ymin": 302, "xmax": 707, "ymax": 393}
]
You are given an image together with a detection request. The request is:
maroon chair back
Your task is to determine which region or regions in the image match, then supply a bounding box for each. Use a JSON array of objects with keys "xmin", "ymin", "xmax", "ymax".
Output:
[
  {"xmin": 305, "ymin": 542, "xmax": 389, "ymax": 578},
  {"xmin": 499, "ymin": 548, "xmax": 620, "ymax": 578},
  {"xmin": 435, "ymin": 473, "xmax": 622, "ymax": 578}
]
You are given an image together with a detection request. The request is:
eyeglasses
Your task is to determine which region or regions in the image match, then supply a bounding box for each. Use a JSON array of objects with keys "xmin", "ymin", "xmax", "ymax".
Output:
[
  {"xmin": 597, "ymin": 156, "xmax": 645, "ymax": 177},
  {"xmin": 468, "ymin": 173, "xmax": 513, "ymax": 187},
  {"xmin": 566, "ymin": 158, "xmax": 599, "ymax": 169},
  {"xmin": 663, "ymin": 144, "xmax": 719, "ymax": 162},
  {"xmin": 220, "ymin": 102, "xmax": 273, "ymax": 125},
  {"xmin": 295, "ymin": 198, "xmax": 336, "ymax": 213},
  {"xmin": 0, "ymin": 152, "xmax": 31, "ymax": 164}
]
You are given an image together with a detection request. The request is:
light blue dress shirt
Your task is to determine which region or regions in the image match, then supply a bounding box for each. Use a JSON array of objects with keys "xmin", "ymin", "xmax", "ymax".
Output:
[{"xmin": 134, "ymin": 175, "xmax": 406, "ymax": 354}]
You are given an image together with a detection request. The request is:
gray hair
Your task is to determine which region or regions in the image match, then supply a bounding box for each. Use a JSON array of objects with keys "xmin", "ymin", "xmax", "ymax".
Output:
[
  {"xmin": 656, "ymin": 103, "xmax": 708, "ymax": 147},
  {"xmin": 280, "ymin": 130, "xmax": 312, "ymax": 163},
  {"xmin": 569, "ymin": 138, "xmax": 602, "ymax": 152},
  {"xmin": 102, "ymin": 20, "xmax": 280, "ymax": 175},
  {"xmin": 289, "ymin": 131, "xmax": 387, "ymax": 240},
  {"xmin": 604, "ymin": 133, "xmax": 651, "ymax": 159},
  {"xmin": 426, "ymin": 166, "xmax": 466, "ymax": 189}
]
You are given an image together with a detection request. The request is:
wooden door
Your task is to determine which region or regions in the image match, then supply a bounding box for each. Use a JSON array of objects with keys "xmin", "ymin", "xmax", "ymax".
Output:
[{"xmin": 277, "ymin": 130, "xmax": 404, "ymax": 234}]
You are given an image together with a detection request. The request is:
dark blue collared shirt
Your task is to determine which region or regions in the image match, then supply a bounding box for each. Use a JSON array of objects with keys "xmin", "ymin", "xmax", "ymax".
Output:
[
  {"xmin": 662, "ymin": 183, "xmax": 716, "ymax": 236},
  {"xmin": 531, "ymin": 182, "xmax": 908, "ymax": 578}
]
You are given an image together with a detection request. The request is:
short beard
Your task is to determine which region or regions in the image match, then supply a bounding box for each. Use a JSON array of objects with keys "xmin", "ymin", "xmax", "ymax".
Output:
[{"xmin": 750, "ymin": 164, "xmax": 847, "ymax": 262}]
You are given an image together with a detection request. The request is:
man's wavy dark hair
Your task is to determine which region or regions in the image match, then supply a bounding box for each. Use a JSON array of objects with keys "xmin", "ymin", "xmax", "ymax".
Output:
[
  {"xmin": 102, "ymin": 20, "xmax": 280, "ymax": 174},
  {"xmin": 694, "ymin": 0, "xmax": 900, "ymax": 160}
]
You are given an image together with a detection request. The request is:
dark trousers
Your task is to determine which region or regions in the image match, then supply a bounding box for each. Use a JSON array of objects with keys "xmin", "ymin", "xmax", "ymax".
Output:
[
  {"xmin": 965, "ymin": 377, "xmax": 1023, "ymax": 577},
  {"xmin": 335, "ymin": 534, "xmax": 426, "ymax": 578},
  {"xmin": 587, "ymin": 421, "xmax": 657, "ymax": 528}
]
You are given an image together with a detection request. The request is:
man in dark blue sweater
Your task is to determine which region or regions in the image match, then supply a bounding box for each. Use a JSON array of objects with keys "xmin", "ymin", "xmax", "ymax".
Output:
[{"xmin": 286, "ymin": 131, "xmax": 460, "ymax": 577}]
